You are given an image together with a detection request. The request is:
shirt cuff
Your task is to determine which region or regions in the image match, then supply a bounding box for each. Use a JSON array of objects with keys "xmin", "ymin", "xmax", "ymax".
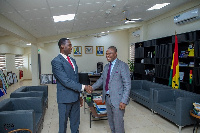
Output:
[{"xmin": 81, "ymin": 85, "xmax": 85, "ymax": 92}]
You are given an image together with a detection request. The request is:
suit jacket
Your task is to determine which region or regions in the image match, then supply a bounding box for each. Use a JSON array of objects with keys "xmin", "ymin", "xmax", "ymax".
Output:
[
  {"xmin": 51, "ymin": 54, "xmax": 82, "ymax": 104},
  {"xmin": 92, "ymin": 59, "xmax": 131, "ymax": 107}
]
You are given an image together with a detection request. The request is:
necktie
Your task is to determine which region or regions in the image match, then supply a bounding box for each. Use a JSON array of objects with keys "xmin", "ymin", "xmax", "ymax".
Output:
[
  {"xmin": 67, "ymin": 56, "xmax": 74, "ymax": 69},
  {"xmin": 105, "ymin": 63, "xmax": 112, "ymax": 91}
]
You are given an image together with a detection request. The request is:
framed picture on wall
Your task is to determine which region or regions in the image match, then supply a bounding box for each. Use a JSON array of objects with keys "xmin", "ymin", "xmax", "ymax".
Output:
[
  {"xmin": 40, "ymin": 74, "xmax": 52, "ymax": 84},
  {"xmin": 85, "ymin": 46, "xmax": 93, "ymax": 54},
  {"xmin": 73, "ymin": 46, "xmax": 82, "ymax": 56},
  {"xmin": 96, "ymin": 46, "xmax": 104, "ymax": 56}
]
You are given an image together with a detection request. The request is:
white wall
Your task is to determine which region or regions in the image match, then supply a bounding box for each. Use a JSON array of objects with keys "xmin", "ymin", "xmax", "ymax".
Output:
[
  {"xmin": 0, "ymin": 44, "xmax": 24, "ymax": 54},
  {"xmin": 40, "ymin": 30, "xmax": 129, "ymax": 74},
  {"xmin": 143, "ymin": 0, "xmax": 200, "ymax": 41}
]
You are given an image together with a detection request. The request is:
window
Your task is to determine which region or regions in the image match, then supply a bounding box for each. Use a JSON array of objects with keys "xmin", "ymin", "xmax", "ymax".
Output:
[
  {"xmin": 130, "ymin": 44, "xmax": 135, "ymax": 62},
  {"xmin": 15, "ymin": 55, "xmax": 23, "ymax": 68},
  {"xmin": 0, "ymin": 54, "xmax": 6, "ymax": 70}
]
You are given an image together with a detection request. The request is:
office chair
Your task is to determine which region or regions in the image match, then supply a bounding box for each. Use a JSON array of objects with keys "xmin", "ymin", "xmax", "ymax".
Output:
[{"xmin": 79, "ymin": 73, "xmax": 90, "ymax": 85}]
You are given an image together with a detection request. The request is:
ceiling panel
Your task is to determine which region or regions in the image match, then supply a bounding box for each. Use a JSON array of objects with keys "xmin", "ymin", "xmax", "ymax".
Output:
[
  {"xmin": 0, "ymin": 0, "xmax": 193, "ymax": 47},
  {"xmin": 19, "ymin": 8, "xmax": 51, "ymax": 20},
  {"xmin": 50, "ymin": 5, "xmax": 77, "ymax": 16},
  {"xmin": 0, "ymin": 0, "xmax": 15, "ymax": 13},
  {"xmin": 6, "ymin": 0, "xmax": 48, "ymax": 12},
  {"xmin": 47, "ymin": 0, "xmax": 79, "ymax": 7}
]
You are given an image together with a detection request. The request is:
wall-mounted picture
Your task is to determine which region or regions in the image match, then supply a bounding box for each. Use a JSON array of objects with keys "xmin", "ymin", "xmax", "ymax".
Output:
[
  {"xmin": 73, "ymin": 46, "xmax": 82, "ymax": 56},
  {"xmin": 85, "ymin": 46, "xmax": 93, "ymax": 54},
  {"xmin": 96, "ymin": 46, "xmax": 104, "ymax": 56}
]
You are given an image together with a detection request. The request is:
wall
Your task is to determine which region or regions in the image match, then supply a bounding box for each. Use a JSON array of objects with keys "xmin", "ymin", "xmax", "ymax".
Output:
[
  {"xmin": 143, "ymin": 0, "xmax": 200, "ymax": 41},
  {"xmin": 40, "ymin": 30, "xmax": 129, "ymax": 74},
  {"xmin": 0, "ymin": 44, "xmax": 24, "ymax": 54}
]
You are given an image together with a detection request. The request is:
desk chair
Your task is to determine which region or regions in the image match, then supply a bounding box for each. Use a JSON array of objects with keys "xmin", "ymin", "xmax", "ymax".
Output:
[
  {"xmin": 8, "ymin": 129, "xmax": 32, "ymax": 133},
  {"xmin": 79, "ymin": 73, "xmax": 90, "ymax": 113},
  {"xmin": 79, "ymin": 73, "xmax": 90, "ymax": 85}
]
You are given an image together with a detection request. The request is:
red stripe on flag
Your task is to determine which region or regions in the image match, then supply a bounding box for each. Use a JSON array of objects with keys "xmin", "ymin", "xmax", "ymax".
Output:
[{"xmin": 172, "ymin": 34, "xmax": 178, "ymax": 78}]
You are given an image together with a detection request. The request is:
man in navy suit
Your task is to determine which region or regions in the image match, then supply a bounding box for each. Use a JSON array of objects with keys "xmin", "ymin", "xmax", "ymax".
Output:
[
  {"xmin": 51, "ymin": 38, "xmax": 91, "ymax": 133},
  {"xmin": 91, "ymin": 46, "xmax": 131, "ymax": 133}
]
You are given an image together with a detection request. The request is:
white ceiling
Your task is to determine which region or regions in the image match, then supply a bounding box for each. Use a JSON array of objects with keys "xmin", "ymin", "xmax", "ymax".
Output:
[{"xmin": 0, "ymin": 0, "xmax": 193, "ymax": 47}]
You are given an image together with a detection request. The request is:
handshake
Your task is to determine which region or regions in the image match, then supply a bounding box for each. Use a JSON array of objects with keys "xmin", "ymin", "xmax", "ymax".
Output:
[{"xmin": 84, "ymin": 85, "xmax": 93, "ymax": 94}]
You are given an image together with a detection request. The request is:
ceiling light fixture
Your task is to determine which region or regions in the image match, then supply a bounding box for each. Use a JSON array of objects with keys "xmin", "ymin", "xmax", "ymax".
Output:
[
  {"xmin": 125, "ymin": 21, "xmax": 135, "ymax": 24},
  {"xmin": 130, "ymin": 18, "xmax": 141, "ymax": 21},
  {"xmin": 53, "ymin": 14, "xmax": 75, "ymax": 22},
  {"xmin": 147, "ymin": 3, "xmax": 170, "ymax": 11},
  {"xmin": 26, "ymin": 43, "xmax": 31, "ymax": 46}
]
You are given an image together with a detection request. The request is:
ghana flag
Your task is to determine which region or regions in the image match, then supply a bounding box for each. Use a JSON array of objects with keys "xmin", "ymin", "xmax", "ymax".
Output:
[{"xmin": 168, "ymin": 33, "xmax": 180, "ymax": 89}]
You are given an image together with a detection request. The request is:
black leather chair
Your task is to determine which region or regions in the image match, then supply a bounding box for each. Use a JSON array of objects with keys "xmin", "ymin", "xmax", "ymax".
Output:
[{"xmin": 79, "ymin": 73, "xmax": 90, "ymax": 85}]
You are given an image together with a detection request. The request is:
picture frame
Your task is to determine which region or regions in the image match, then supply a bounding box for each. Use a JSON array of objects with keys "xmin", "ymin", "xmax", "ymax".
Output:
[
  {"xmin": 73, "ymin": 46, "xmax": 82, "ymax": 56},
  {"xmin": 96, "ymin": 46, "xmax": 104, "ymax": 56},
  {"xmin": 40, "ymin": 74, "xmax": 52, "ymax": 84},
  {"xmin": 85, "ymin": 46, "xmax": 93, "ymax": 54}
]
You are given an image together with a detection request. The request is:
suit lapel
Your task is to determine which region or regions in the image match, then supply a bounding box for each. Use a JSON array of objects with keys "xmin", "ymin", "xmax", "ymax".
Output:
[
  {"xmin": 58, "ymin": 54, "xmax": 74, "ymax": 72},
  {"xmin": 109, "ymin": 59, "xmax": 119, "ymax": 83},
  {"xmin": 70, "ymin": 58, "xmax": 78, "ymax": 74}
]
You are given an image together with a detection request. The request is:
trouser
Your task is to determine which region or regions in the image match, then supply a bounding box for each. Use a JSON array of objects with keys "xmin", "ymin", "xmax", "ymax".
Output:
[
  {"xmin": 105, "ymin": 95, "xmax": 125, "ymax": 133},
  {"xmin": 58, "ymin": 100, "xmax": 80, "ymax": 133}
]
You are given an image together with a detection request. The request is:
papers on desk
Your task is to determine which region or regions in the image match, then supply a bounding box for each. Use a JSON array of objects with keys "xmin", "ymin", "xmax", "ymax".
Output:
[{"xmin": 94, "ymin": 103, "xmax": 107, "ymax": 114}]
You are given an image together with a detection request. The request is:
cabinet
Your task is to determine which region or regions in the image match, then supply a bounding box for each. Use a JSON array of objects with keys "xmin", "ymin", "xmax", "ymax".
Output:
[{"xmin": 134, "ymin": 30, "xmax": 200, "ymax": 94}]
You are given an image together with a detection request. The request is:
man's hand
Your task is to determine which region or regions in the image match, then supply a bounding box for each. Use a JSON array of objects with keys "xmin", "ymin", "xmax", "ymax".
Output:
[
  {"xmin": 80, "ymin": 97, "xmax": 83, "ymax": 107},
  {"xmin": 84, "ymin": 85, "xmax": 93, "ymax": 94},
  {"xmin": 119, "ymin": 102, "xmax": 126, "ymax": 110}
]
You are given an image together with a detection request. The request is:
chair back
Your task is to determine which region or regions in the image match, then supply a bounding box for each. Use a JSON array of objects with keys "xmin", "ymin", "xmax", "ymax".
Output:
[{"xmin": 79, "ymin": 73, "xmax": 90, "ymax": 85}]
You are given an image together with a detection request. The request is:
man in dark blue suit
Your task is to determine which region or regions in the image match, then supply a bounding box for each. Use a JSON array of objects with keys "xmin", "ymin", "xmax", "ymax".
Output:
[{"xmin": 51, "ymin": 38, "xmax": 91, "ymax": 133}]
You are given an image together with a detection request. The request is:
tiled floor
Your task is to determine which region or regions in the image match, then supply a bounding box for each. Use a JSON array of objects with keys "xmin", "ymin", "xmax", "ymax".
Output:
[{"xmin": 0, "ymin": 80, "xmax": 197, "ymax": 133}]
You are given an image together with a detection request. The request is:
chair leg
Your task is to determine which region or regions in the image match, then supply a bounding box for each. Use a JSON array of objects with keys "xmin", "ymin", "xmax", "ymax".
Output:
[{"xmin": 178, "ymin": 125, "xmax": 182, "ymax": 133}]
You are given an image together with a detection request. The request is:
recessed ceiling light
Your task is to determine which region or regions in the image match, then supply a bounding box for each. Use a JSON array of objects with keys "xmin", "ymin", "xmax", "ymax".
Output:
[
  {"xmin": 130, "ymin": 18, "xmax": 141, "ymax": 21},
  {"xmin": 125, "ymin": 21, "xmax": 135, "ymax": 24},
  {"xmin": 147, "ymin": 3, "xmax": 170, "ymax": 10},
  {"xmin": 96, "ymin": 2, "xmax": 101, "ymax": 4},
  {"xmin": 53, "ymin": 14, "xmax": 75, "ymax": 22},
  {"xmin": 26, "ymin": 43, "xmax": 31, "ymax": 46}
]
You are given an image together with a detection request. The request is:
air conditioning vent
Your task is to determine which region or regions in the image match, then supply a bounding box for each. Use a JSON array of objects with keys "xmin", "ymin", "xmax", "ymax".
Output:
[{"xmin": 174, "ymin": 8, "xmax": 200, "ymax": 25}]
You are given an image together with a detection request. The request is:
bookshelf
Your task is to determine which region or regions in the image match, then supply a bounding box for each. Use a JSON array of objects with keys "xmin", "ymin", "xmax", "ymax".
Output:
[{"xmin": 134, "ymin": 30, "xmax": 200, "ymax": 93}]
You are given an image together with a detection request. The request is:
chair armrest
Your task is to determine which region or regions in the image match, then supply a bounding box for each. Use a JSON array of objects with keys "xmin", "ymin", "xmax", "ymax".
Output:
[
  {"xmin": 131, "ymin": 80, "xmax": 143, "ymax": 90},
  {"xmin": 10, "ymin": 91, "xmax": 44, "ymax": 98},
  {"xmin": 154, "ymin": 89, "xmax": 174, "ymax": 103},
  {"xmin": 0, "ymin": 110, "xmax": 35, "ymax": 133},
  {"xmin": 11, "ymin": 97, "xmax": 43, "ymax": 113},
  {"xmin": 150, "ymin": 88, "xmax": 166, "ymax": 108},
  {"xmin": 175, "ymin": 97, "xmax": 200, "ymax": 125}
]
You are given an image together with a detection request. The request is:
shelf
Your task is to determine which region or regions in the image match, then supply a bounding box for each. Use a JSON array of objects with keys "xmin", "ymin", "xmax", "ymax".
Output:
[{"xmin": 134, "ymin": 30, "xmax": 200, "ymax": 93}]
